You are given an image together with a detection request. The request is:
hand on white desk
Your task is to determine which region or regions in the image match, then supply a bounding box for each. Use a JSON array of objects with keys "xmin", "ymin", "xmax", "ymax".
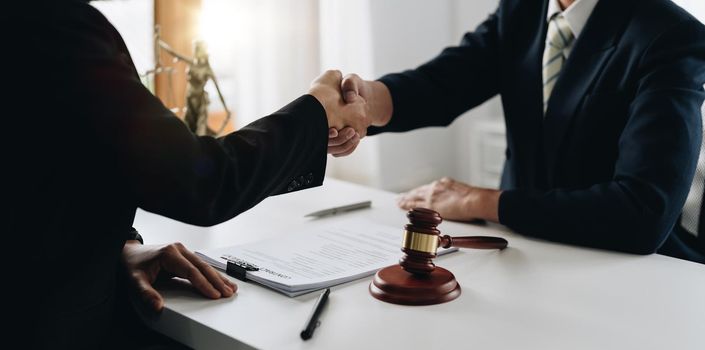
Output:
[
  {"xmin": 122, "ymin": 242, "xmax": 237, "ymax": 311},
  {"xmin": 397, "ymin": 177, "xmax": 501, "ymax": 223}
]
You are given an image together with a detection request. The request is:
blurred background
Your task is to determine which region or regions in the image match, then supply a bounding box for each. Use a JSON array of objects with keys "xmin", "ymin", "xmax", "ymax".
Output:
[{"xmin": 93, "ymin": 0, "xmax": 705, "ymax": 193}]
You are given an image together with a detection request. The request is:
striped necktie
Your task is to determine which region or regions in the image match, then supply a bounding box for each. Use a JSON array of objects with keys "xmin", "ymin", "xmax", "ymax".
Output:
[{"xmin": 543, "ymin": 14, "xmax": 575, "ymax": 113}]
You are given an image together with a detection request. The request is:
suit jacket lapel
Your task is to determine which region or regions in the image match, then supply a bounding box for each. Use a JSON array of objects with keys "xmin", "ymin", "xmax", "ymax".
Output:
[{"xmin": 542, "ymin": 0, "xmax": 632, "ymax": 184}]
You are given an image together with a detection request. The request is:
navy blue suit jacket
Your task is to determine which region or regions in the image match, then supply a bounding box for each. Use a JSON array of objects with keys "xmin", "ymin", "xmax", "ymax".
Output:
[{"xmin": 369, "ymin": 0, "xmax": 705, "ymax": 260}]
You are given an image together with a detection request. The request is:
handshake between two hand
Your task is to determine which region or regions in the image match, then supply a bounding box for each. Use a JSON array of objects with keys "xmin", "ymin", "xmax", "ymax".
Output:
[{"xmin": 308, "ymin": 70, "xmax": 392, "ymax": 157}]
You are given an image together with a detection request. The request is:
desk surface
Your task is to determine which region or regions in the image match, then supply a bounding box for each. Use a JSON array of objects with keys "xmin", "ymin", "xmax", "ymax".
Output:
[{"xmin": 134, "ymin": 178, "xmax": 705, "ymax": 350}]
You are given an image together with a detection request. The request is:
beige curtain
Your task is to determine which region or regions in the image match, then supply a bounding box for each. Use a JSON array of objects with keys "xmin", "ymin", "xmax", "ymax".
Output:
[{"xmin": 201, "ymin": 0, "xmax": 321, "ymax": 127}]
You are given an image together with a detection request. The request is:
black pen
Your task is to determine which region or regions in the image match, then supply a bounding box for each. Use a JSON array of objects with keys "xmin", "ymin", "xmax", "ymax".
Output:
[{"xmin": 300, "ymin": 288, "xmax": 330, "ymax": 340}]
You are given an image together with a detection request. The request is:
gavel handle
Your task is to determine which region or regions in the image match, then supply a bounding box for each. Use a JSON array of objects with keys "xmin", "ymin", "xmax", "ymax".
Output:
[{"xmin": 440, "ymin": 235, "xmax": 508, "ymax": 250}]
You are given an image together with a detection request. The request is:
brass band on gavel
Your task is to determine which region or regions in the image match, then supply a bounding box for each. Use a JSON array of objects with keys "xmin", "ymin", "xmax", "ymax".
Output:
[{"xmin": 401, "ymin": 231, "xmax": 438, "ymax": 254}]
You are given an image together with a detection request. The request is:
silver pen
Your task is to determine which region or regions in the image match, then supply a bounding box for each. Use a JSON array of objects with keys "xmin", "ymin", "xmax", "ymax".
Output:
[{"xmin": 304, "ymin": 200, "xmax": 372, "ymax": 218}]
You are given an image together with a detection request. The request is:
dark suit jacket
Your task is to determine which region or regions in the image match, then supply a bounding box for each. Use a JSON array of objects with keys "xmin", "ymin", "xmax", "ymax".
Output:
[
  {"xmin": 369, "ymin": 0, "xmax": 705, "ymax": 261},
  {"xmin": 5, "ymin": 1, "xmax": 327, "ymax": 348}
]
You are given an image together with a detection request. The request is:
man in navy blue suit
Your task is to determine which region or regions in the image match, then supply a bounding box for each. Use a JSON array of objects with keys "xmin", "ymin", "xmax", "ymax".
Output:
[{"xmin": 329, "ymin": 0, "xmax": 705, "ymax": 262}]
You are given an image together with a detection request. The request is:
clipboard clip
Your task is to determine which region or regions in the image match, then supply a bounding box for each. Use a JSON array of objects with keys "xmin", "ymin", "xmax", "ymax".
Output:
[{"xmin": 225, "ymin": 257, "xmax": 259, "ymax": 282}]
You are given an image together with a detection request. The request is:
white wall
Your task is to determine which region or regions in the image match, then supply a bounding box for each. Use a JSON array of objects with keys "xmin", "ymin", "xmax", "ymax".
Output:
[
  {"xmin": 673, "ymin": 0, "xmax": 705, "ymax": 22},
  {"xmin": 369, "ymin": 1, "xmax": 460, "ymax": 192},
  {"xmin": 91, "ymin": 0, "xmax": 154, "ymax": 74},
  {"xmin": 201, "ymin": 0, "xmax": 321, "ymax": 128},
  {"xmin": 323, "ymin": 0, "xmax": 502, "ymax": 192},
  {"xmin": 451, "ymin": 1, "xmax": 504, "ymax": 185}
]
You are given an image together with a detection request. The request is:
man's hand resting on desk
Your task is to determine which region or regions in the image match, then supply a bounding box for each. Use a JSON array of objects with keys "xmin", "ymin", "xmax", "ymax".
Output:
[
  {"xmin": 397, "ymin": 177, "xmax": 502, "ymax": 223},
  {"xmin": 122, "ymin": 242, "xmax": 236, "ymax": 311}
]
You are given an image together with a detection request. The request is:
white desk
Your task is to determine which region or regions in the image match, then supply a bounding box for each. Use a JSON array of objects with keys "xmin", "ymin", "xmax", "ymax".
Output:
[{"xmin": 134, "ymin": 178, "xmax": 705, "ymax": 350}]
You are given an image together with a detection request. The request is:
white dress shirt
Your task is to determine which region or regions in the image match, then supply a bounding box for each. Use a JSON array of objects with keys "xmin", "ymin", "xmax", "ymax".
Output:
[
  {"xmin": 681, "ymin": 109, "xmax": 705, "ymax": 237},
  {"xmin": 546, "ymin": 0, "xmax": 600, "ymax": 57}
]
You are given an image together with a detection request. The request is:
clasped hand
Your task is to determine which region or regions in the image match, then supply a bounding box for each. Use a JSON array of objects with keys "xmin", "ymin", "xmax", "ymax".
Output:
[{"xmin": 309, "ymin": 71, "xmax": 390, "ymax": 157}]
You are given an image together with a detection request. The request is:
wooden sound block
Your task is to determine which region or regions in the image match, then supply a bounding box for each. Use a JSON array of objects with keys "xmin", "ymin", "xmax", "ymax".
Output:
[{"xmin": 369, "ymin": 265, "xmax": 461, "ymax": 305}]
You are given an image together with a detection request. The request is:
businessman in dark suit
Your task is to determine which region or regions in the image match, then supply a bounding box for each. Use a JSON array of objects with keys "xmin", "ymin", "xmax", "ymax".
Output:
[
  {"xmin": 5, "ymin": 1, "xmax": 369, "ymax": 349},
  {"xmin": 329, "ymin": 0, "xmax": 705, "ymax": 261}
]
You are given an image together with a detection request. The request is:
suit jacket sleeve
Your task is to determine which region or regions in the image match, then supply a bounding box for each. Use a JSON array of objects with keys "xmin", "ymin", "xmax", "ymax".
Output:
[
  {"xmin": 499, "ymin": 20, "xmax": 705, "ymax": 254},
  {"xmin": 59, "ymin": 12, "xmax": 328, "ymax": 227},
  {"xmin": 368, "ymin": 10, "xmax": 501, "ymax": 135}
]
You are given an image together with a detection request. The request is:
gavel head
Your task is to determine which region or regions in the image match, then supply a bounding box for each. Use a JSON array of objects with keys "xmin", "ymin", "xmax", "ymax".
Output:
[{"xmin": 399, "ymin": 208, "xmax": 443, "ymax": 275}]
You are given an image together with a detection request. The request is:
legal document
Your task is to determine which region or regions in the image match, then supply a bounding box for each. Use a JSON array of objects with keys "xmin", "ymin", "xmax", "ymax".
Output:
[{"xmin": 196, "ymin": 219, "xmax": 458, "ymax": 296}]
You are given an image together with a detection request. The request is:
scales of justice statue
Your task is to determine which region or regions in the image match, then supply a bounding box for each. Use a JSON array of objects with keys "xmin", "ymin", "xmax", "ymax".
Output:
[{"xmin": 144, "ymin": 26, "xmax": 232, "ymax": 136}]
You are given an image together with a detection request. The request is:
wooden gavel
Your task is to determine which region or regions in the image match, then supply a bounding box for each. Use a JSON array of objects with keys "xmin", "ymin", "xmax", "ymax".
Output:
[
  {"xmin": 370, "ymin": 208, "xmax": 509, "ymax": 305},
  {"xmin": 400, "ymin": 208, "xmax": 508, "ymax": 275}
]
